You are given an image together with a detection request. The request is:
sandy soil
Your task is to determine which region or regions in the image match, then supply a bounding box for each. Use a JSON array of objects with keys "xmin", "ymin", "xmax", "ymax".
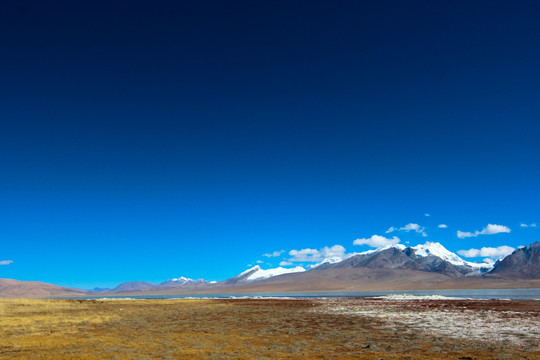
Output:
[{"xmin": 0, "ymin": 298, "xmax": 538, "ymax": 359}]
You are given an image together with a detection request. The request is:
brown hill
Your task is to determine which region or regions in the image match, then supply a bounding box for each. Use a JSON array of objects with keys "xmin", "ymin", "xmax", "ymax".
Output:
[
  {"xmin": 219, "ymin": 268, "xmax": 540, "ymax": 293},
  {"xmin": 110, "ymin": 281, "xmax": 158, "ymax": 292},
  {"xmin": 0, "ymin": 278, "xmax": 87, "ymax": 298},
  {"xmin": 105, "ymin": 268, "xmax": 540, "ymax": 296}
]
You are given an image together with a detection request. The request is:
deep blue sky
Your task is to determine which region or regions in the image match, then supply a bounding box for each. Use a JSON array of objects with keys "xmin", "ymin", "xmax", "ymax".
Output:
[{"xmin": 1, "ymin": 1, "xmax": 539, "ymax": 288}]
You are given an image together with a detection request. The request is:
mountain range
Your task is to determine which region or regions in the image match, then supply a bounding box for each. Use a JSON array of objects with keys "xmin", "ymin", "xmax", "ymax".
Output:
[{"xmin": 1, "ymin": 241, "xmax": 539, "ymax": 297}]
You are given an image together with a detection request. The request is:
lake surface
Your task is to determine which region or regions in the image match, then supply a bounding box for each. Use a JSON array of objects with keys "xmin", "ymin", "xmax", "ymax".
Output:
[{"xmin": 70, "ymin": 288, "xmax": 540, "ymax": 300}]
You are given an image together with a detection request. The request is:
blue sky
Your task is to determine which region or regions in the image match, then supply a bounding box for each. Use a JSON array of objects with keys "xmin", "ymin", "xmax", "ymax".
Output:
[{"xmin": 1, "ymin": 1, "xmax": 539, "ymax": 289}]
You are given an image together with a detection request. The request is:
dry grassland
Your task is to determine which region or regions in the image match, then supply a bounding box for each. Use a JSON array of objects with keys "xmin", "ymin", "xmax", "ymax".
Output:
[{"xmin": 0, "ymin": 298, "xmax": 538, "ymax": 359}]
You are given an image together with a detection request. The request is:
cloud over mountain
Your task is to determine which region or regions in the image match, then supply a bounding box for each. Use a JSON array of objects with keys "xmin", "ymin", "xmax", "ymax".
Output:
[
  {"xmin": 288, "ymin": 245, "xmax": 349, "ymax": 263},
  {"xmin": 386, "ymin": 223, "xmax": 427, "ymax": 237},
  {"xmin": 457, "ymin": 246, "xmax": 515, "ymax": 259},
  {"xmin": 353, "ymin": 235, "xmax": 400, "ymax": 248},
  {"xmin": 457, "ymin": 224, "xmax": 511, "ymax": 239},
  {"xmin": 263, "ymin": 250, "xmax": 285, "ymax": 258}
]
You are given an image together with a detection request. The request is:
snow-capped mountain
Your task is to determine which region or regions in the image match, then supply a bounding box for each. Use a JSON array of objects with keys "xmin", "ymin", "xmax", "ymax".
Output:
[
  {"xmin": 411, "ymin": 242, "xmax": 494, "ymax": 272},
  {"xmin": 224, "ymin": 265, "xmax": 306, "ymax": 284},
  {"xmin": 311, "ymin": 256, "xmax": 348, "ymax": 268},
  {"xmin": 311, "ymin": 244, "xmax": 407, "ymax": 269},
  {"xmin": 160, "ymin": 277, "xmax": 210, "ymax": 287},
  {"xmin": 82, "ymin": 241, "xmax": 537, "ymax": 296},
  {"xmin": 314, "ymin": 241, "xmax": 494, "ymax": 277}
]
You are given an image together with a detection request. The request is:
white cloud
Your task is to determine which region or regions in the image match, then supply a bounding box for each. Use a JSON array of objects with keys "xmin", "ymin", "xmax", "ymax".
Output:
[
  {"xmin": 386, "ymin": 223, "xmax": 427, "ymax": 237},
  {"xmin": 262, "ymin": 250, "xmax": 285, "ymax": 258},
  {"xmin": 320, "ymin": 245, "xmax": 347, "ymax": 259},
  {"xmin": 279, "ymin": 261, "xmax": 293, "ymax": 266},
  {"xmin": 457, "ymin": 246, "xmax": 515, "ymax": 259},
  {"xmin": 483, "ymin": 224, "xmax": 511, "ymax": 235},
  {"xmin": 402, "ymin": 223, "xmax": 423, "ymax": 232},
  {"xmin": 288, "ymin": 248, "xmax": 322, "ymax": 262},
  {"xmin": 256, "ymin": 260, "xmax": 264, "ymax": 264},
  {"xmin": 438, "ymin": 224, "xmax": 448, "ymax": 228},
  {"xmin": 0, "ymin": 260, "xmax": 13, "ymax": 265},
  {"xmin": 457, "ymin": 231, "xmax": 474, "ymax": 239},
  {"xmin": 288, "ymin": 244, "xmax": 349, "ymax": 263},
  {"xmin": 425, "ymin": 213, "xmax": 430, "ymax": 217},
  {"xmin": 353, "ymin": 235, "xmax": 400, "ymax": 248},
  {"xmin": 457, "ymin": 224, "xmax": 511, "ymax": 239},
  {"xmin": 520, "ymin": 223, "xmax": 537, "ymax": 228}
]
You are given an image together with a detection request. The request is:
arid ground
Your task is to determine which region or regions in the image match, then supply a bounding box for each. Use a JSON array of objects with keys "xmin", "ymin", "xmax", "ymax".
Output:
[{"xmin": 0, "ymin": 298, "xmax": 538, "ymax": 359}]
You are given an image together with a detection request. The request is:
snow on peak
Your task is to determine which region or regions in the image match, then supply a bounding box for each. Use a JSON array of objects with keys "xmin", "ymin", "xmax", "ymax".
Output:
[
  {"xmin": 245, "ymin": 266, "xmax": 306, "ymax": 282},
  {"xmin": 238, "ymin": 265, "xmax": 261, "ymax": 277},
  {"xmin": 412, "ymin": 241, "xmax": 493, "ymax": 270},
  {"xmin": 311, "ymin": 256, "xmax": 345, "ymax": 268},
  {"xmin": 359, "ymin": 243, "xmax": 406, "ymax": 256},
  {"xmin": 161, "ymin": 276, "xmax": 209, "ymax": 286},
  {"xmin": 412, "ymin": 242, "xmax": 462, "ymax": 263}
]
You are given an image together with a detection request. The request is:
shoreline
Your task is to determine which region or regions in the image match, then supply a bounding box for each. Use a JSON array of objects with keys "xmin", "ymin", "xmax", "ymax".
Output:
[{"xmin": 71, "ymin": 287, "xmax": 540, "ymax": 301}]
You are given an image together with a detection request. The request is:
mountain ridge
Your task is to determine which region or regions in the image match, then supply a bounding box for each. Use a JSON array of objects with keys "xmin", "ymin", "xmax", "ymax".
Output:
[{"xmin": 1, "ymin": 241, "xmax": 538, "ymax": 297}]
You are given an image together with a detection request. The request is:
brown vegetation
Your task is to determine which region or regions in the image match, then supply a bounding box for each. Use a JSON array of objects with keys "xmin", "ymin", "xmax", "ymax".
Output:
[{"xmin": 0, "ymin": 298, "xmax": 538, "ymax": 359}]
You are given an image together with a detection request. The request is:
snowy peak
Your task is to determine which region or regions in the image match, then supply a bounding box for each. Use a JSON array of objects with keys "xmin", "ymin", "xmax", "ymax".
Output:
[
  {"xmin": 313, "ymin": 241, "xmax": 494, "ymax": 276},
  {"xmin": 245, "ymin": 266, "xmax": 305, "ymax": 282},
  {"xmin": 225, "ymin": 265, "xmax": 306, "ymax": 284},
  {"xmin": 412, "ymin": 242, "xmax": 466, "ymax": 265},
  {"xmin": 311, "ymin": 256, "xmax": 346, "ymax": 268},
  {"xmin": 361, "ymin": 243, "xmax": 406, "ymax": 255},
  {"xmin": 238, "ymin": 265, "xmax": 261, "ymax": 277},
  {"xmin": 412, "ymin": 242, "xmax": 493, "ymax": 271},
  {"xmin": 312, "ymin": 244, "xmax": 406, "ymax": 269}
]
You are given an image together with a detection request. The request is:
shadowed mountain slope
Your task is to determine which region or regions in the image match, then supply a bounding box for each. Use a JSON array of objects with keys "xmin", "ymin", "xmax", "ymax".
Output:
[
  {"xmin": 315, "ymin": 244, "xmax": 490, "ymax": 277},
  {"xmin": 489, "ymin": 242, "xmax": 540, "ymax": 279}
]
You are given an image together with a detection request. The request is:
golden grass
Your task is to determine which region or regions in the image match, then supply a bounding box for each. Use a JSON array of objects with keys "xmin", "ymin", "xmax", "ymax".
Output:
[{"xmin": 0, "ymin": 298, "xmax": 538, "ymax": 359}]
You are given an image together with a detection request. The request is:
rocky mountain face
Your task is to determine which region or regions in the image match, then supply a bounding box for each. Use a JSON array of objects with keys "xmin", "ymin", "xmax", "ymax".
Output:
[
  {"xmin": 222, "ymin": 266, "xmax": 260, "ymax": 285},
  {"xmin": 315, "ymin": 243, "xmax": 491, "ymax": 278},
  {"xmin": 489, "ymin": 241, "xmax": 540, "ymax": 279}
]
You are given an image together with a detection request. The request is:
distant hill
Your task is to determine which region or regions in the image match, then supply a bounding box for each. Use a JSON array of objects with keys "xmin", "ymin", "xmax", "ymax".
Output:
[
  {"xmin": 94, "ymin": 241, "xmax": 540, "ymax": 295},
  {"xmin": 110, "ymin": 281, "xmax": 158, "ymax": 292},
  {"xmin": 0, "ymin": 278, "xmax": 86, "ymax": 298},
  {"xmin": 489, "ymin": 242, "xmax": 540, "ymax": 279},
  {"xmin": 160, "ymin": 277, "xmax": 210, "ymax": 287},
  {"xmin": 3, "ymin": 241, "xmax": 539, "ymax": 297}
]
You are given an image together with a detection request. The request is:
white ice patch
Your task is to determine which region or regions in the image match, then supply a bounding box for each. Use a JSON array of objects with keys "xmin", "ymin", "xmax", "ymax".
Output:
[
  {"xmin": 316, "ymin": 298, "xmax": 540, "ymax": 349},
  {"xmin": 374, "ymin": 294, "xmax": 465, "ymax": 300}
]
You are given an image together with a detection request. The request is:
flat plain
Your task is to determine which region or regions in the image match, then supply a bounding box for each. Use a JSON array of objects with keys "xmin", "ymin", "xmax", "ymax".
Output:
[{"xmin": 0, "ymin": 298, "xmax": 538, "ymax": 359}]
